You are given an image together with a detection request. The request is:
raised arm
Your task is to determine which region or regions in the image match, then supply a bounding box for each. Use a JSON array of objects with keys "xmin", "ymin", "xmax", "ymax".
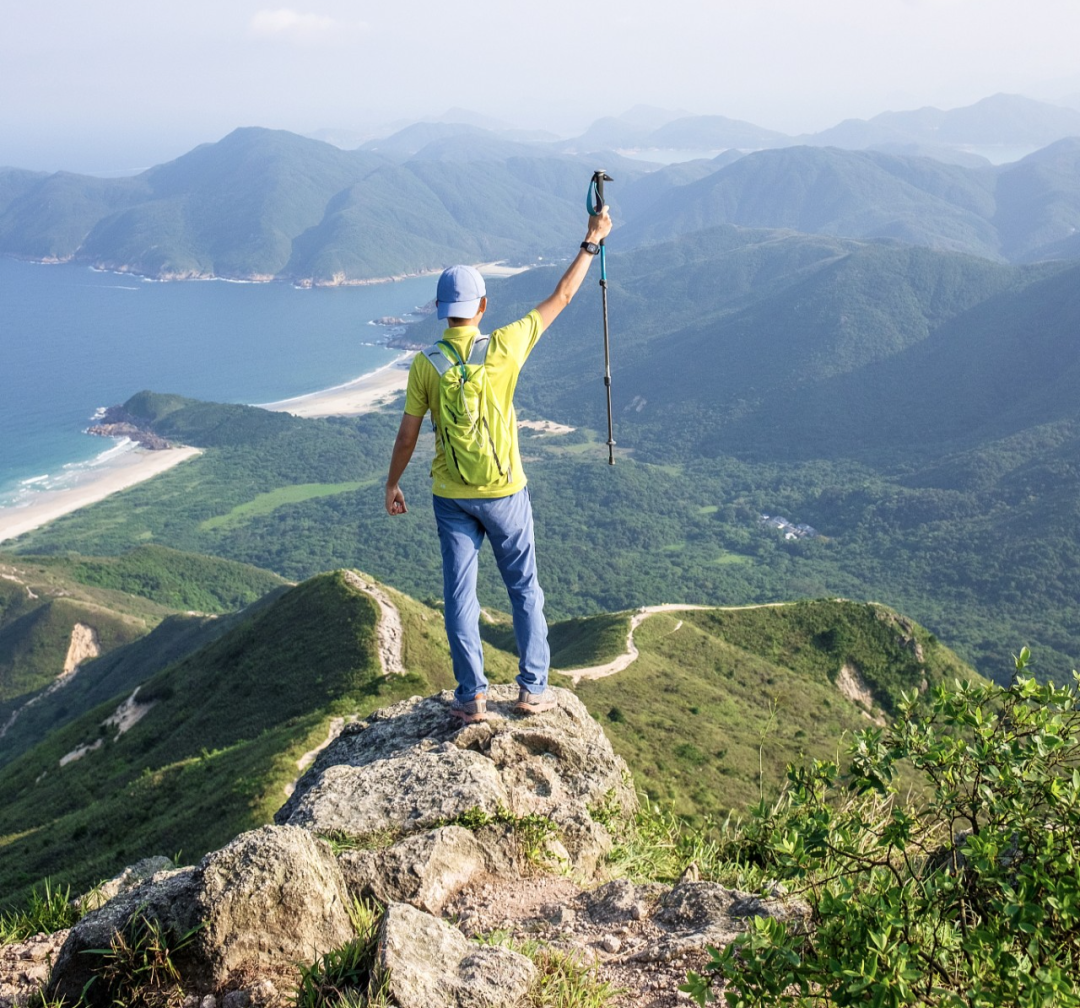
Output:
[{"xmin": 534, "ymin": 207, "xmax": 613, "ymax": 331}]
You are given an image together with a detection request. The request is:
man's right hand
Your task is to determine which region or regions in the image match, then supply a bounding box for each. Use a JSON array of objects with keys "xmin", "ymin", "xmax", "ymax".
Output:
[{"xmin": 587, "ymin": 206, "xmax": 613, "ymax": 244}]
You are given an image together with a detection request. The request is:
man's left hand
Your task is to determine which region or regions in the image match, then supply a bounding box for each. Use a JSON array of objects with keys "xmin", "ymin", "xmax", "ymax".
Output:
[{"xmin": 386, "ymin": 483, "xmax": 408, "ymax": 515}]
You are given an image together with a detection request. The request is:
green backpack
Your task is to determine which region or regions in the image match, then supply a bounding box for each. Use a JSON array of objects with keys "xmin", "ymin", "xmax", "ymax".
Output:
[{"xmin": 421, "ymin": 335, "xmax": 514, "ymax": 487}]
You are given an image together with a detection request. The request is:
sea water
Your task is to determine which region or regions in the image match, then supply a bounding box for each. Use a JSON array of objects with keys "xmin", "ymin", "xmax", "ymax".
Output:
[{"xmin": 0, "ymin": 258, "xmax": 435, "ymax": 506}]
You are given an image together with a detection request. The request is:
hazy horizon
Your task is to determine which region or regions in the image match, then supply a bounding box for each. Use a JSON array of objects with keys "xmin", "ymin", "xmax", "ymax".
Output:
[{"xmin": 3, "ymin": 0, "xmax": 1080, "ymax": 174}]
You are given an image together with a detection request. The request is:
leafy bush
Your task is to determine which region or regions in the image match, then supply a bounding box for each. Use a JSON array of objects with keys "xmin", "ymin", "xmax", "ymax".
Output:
[{"xmin": 684, "ymin": 651, "xmax": 1080, "ymax": 1006}]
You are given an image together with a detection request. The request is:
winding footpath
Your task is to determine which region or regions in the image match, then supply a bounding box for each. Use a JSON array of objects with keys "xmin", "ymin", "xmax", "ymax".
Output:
[
  {"xmin": 343, "ymin": 570, "xmax": 406, "ymax": 676},
  {"xmin": 563, "ymin": 602, "xmax": 793, "ymax": 685}
]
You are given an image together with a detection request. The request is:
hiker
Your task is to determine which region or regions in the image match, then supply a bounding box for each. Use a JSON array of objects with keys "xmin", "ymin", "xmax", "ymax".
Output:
[{"xmin": 384, "ymin": 205, "xmax": 613, "ymax": 723}]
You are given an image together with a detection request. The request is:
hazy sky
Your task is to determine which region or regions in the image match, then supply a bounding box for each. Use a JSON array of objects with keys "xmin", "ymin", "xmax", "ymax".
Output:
[{"xmin": 3, "ymin": 0, "xmax": 1079, "ymax": 173}]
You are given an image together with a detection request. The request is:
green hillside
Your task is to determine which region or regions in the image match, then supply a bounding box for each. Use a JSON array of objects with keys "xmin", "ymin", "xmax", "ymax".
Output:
[
  {"xmin": 23, "ymin": 545, "xmax": 288, "ymax": 613},
  {"xmin": 0, "ymin": 567, "xmax": 967, "ymax": 907},
  {"xmin": 9, "ymin": 229, "xmax": 1080, "ymax": 680},
  {"xmin": 565, "ymin": 600, "xmax": 970, "ymax": 814},
  {"xmin": 0, "ymin": 572, "xmax": 438, "ymax": 904},
  {"xmin": 0, "ymin": 127, "xmax": 649, "ymax": 283},
  {"xmin": 0, "ymin": 548, "xmax": 289, "ymax": 762},
  {"xmin": 6, "ymin": 125, "xmax": 1080, "ymax": 286},
  {"xmin": 0, "ymin": 595, "xmax": 146, "ymax": 704}
]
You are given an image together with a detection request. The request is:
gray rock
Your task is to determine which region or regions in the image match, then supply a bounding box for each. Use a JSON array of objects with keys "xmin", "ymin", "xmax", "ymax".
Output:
[
  {"xmin": 378, "ymin": 903, "xmax": 535, "ymax": 1008},
  {"xmin": 539, "ymin": 903, "xmax": 575, "ymax": 927},
  {"xmin": 48, "ymin": 865, "xmax": 201, "ymax": 1005},
  {"xmin": 600, "ymin": 934, "xmax": 622, "ymax": 954},
  {"xmin": 78, "ymin": 855, "xmax": 175, "ymax": 911},
  {"xmin": 582, "ymin": 878, "xmax": 641, "ymax": 924},
  {"xmin": 49, "ymin": 826, "xmax": 353, "ymax": 1003},
  {"xmin": 338, "ymin": 826, "xmax": 486, "ymax": 914},
  {"xmin": 221, "ymin": 991, "xmax": 251, "ymax": 1008},
  {"xmin": 193, "ymin": 826, "xmax": 354, "ymax": 986},
  {"xmin": 277, "ymin": 686, "xmax": 636, "ymax": 878},
  {"xmin": 654, "ymin": 881, "xmax": 735, "ymax": 931},
  {"xmin": 284, "ymin": 749, "xmax": 510, "ymax": 836},
  {"xmin": 632, "ymin": 881, "xmax": 810, "ymax": 962}
]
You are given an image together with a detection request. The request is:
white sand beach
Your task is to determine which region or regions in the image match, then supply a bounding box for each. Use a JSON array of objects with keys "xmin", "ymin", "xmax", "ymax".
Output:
[
  {"xmin": 0, "ymin": 446, "xmax": 203, "ymax": 545},
  {"xmin": 257, "ymin": 352, "xmax": 416, "ymax": 418}
]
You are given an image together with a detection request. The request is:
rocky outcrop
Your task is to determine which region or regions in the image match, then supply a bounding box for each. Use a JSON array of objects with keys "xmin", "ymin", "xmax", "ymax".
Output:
[
  {"xmin": 78, "ymin": 856, "xmax": 175, "ymax": 912},
  {"xmin": 31, "ymin": 686, "xmax": 813, "ymax": 1008},
  {"xmin": 86, "ymin": 406, "xmax": 172, "ymax": 449},
  {"xmin": 48, "ymin": 827, "xmax": 352, "ymax": 1004},
  {"xmin": 276, "ymin": 685, "xmax": 637, "ymax": 877}
]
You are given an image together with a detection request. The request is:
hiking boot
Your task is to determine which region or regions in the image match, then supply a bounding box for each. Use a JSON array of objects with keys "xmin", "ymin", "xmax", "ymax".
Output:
[
  {"xmin": 514, "ymin": 688, "xmax": 557, "ymax": 715},
  {"xmin": 450, "ymin": 693, "xmax": 488, "ymax": 724}
]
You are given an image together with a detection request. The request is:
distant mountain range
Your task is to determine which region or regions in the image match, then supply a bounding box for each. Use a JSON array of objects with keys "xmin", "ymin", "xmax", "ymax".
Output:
[
  {"xmin": 561, "ymin": 93, "xmax": 1080, "ymax": 158},
  {"xmin": 617, "ymin": 139, "xmax": 1080, "ymax": 263},
  {"xmin": 1, "ymin": 93, "xmax": 1079, "ymax": 283}
]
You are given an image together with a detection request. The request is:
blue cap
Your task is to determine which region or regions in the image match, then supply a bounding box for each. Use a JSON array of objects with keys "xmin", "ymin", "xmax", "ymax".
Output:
[{"xmin": 436, "ymin": 265, "xmax": 486, "ymax": 320}]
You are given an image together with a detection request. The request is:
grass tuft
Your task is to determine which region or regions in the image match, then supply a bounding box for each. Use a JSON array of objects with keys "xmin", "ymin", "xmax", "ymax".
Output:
[
  {"xmin": 291, "ymin": 898, "xmax": 389, "ymax": 1008},
  {"xmin": 0, "ymin": 879, "xmax": 80, "ymax": 944}
]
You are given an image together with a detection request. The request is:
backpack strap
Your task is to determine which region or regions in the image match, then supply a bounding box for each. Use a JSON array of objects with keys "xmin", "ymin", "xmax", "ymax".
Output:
[{"xmin": 421, "ymin": 335, "xmax": 491, "ymax": 376}]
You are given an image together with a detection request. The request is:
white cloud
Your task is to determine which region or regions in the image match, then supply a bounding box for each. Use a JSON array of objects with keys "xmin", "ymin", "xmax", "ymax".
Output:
[{"xmin": 248, "ymin": 9, "xmax": 368, "ymax": 44}]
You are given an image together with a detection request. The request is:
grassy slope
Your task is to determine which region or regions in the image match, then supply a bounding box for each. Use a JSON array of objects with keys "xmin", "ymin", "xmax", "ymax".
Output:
[
  {"xmin": 0, "ymin": 547, "xmax": 289, "ymax": 721},
  {"xmin": 0, "ymin": 563, "xmax": 972, "ymax": 908},
  {"xmin": 564, "ymin": 600, "xmax": 971, "ymax": 816},
  {"xmin": 0, "ymin": 572, "xmax": 413, "ymax": 904}
]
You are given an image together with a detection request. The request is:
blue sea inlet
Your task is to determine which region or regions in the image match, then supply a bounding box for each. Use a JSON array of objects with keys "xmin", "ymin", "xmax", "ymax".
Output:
[{"xmin": 0, "ymin": 258, "xmax": 435, "ymax": 505}]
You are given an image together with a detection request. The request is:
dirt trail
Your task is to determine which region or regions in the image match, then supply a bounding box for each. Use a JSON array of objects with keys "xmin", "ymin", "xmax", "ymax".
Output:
[
  {"xmin": 564, "ymin": 602, "xmax": 792, "ymax": 685},
  {"xmin": 342, "ymin": 570, "xmax": 406, "ymax": 676}
]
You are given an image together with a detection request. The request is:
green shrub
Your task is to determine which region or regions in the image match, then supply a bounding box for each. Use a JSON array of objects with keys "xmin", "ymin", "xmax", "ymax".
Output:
[{"xmin": 683, "ymin": 651, "xmax": 1080, "ymax": 1006}]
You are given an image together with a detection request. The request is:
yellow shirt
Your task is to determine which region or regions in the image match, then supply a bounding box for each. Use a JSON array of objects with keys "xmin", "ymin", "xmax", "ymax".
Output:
[{"xmin": 404, "ymin": 309, "xmax": 543, "ymax": 499}]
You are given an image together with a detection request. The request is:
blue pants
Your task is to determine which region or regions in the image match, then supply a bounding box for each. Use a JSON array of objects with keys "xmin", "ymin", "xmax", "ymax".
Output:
[{"xmin": 432, "ymin": 488, "xmax": 550, "ymax": 702}]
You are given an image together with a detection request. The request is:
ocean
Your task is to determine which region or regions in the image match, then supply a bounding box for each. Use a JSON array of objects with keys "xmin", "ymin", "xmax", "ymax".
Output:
[{"xmin": 0, "ymin": 258, "xmax": 435, "ymax": 506}]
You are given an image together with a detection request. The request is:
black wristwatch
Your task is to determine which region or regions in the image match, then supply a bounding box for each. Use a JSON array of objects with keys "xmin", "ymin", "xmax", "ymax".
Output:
[{"xmin": 580, "ymin": 241, "xmax": 601, "ymax": 255}]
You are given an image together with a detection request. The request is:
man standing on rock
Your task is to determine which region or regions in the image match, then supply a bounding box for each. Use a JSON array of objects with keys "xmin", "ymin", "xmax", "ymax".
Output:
[{"xmin": 385, "ymin": 205, "xmax": 613, "ymax": 723}]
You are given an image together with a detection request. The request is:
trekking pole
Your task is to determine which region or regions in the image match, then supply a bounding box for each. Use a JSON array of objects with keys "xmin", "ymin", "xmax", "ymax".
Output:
[{"xmin": 587, "ymin": 170, "xmax": 616, "ymax": 465}]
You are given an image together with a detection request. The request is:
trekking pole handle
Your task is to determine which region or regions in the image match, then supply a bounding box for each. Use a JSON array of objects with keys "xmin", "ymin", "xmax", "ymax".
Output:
[{"xmin": 587, "ymin": 171, "xmax": 614, "ymax": 242}]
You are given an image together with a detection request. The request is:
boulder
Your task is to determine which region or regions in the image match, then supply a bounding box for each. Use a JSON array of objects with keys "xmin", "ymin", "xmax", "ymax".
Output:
[
  {"xmin": 378, "ymin": 903, "xmax": 535, "ymax": 1008},
  {"xmin": 276, "ymin": 686, "xmax": 636, "ymax": 878},
  {"xmin": 338, "ymin": 826, "xmax": 486, "ymax": 914},
  {"xmin": 48, "ymin": 826, "xmax": 353, "ymax": 1003}
]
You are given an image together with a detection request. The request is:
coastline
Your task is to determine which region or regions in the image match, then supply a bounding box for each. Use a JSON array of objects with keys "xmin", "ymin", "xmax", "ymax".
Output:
[
  {"xmin": 11, "ymin": 255, "xmax": 532, "ymax": 287},
  {"xmin": 0, "ymin": 446, "xmax": 203, "ymax": 545},
  {"xmin": 256, "ymin": 352, "xmax": 416, "ymax": 418},
  {"xmin": 0, "ymin": 258, "xmax": 533, "ymax": 544}
]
